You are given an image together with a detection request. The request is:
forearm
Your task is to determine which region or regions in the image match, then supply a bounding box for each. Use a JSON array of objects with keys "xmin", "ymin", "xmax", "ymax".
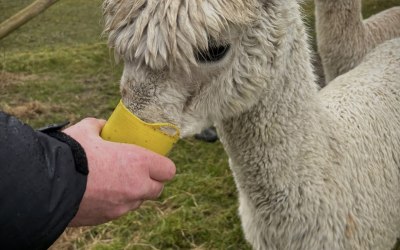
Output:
[{"xmin": 0, "ymin": 112, "xmax": 88, "ymax": 250}]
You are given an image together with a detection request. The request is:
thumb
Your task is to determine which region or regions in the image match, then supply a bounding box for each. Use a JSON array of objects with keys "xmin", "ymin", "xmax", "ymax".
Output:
[{"xmin": 80, "ymin": 118, "xmax": 107, "ymax": 134}]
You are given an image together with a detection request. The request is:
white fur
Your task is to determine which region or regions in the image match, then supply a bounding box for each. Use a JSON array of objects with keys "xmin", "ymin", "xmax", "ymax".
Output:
[
  {"xmin": 315, "ymin": 0, "xmax": 400, "ymax": 83},
  {"xmin": 104, "ymin": 0, "xmax": 400, "ymax": 249}
]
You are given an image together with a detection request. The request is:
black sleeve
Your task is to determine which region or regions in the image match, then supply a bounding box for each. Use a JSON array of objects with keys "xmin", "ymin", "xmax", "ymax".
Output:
[{"xmin": 0, "ymin": 112, "xmax": 88, "ymax": 250}]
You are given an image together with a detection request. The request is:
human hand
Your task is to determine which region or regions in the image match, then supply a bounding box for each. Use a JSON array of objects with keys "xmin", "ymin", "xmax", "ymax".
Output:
[{"xmin": 63, "ymin": 118, "xmax": 176, "ymax": 227}]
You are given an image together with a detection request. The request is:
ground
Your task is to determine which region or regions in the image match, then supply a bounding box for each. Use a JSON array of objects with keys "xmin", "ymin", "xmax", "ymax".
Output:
[{"xmin": 1, "ymin": 0, "xmax": 400, "ymax": 249}]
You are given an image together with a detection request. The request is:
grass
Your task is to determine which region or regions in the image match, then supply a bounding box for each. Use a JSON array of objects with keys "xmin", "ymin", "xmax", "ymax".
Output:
[{"xmin": 1, "ymin": 0, "xmax": 400, "ymax": 249}]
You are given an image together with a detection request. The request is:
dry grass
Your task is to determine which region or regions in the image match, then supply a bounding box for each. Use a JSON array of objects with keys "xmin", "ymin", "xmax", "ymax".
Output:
[
  {"xmin": 1, "ymin": 100, "xmax": 62, "ymax": 119},
  {"xmin": 0, "ymin": 71, "xmax": 38, "ymax": 88},
  {"xmin": 1, "ymin": 0, "xmax": 400, "ymax": 249}
]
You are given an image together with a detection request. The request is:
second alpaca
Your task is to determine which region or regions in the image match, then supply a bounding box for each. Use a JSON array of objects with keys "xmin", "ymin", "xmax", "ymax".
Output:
[{"xmin": 315, "ymin": 0, "xmax": 400, "ymax": 83}]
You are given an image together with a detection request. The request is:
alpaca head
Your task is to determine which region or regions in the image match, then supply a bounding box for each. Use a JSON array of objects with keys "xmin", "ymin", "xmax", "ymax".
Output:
[{"xmin": 104, "ymin": 0, "xmax": 282, "ymax": 136}]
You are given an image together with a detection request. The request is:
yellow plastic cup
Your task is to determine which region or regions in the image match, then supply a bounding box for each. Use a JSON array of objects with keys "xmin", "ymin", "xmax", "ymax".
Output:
[{"xmin": 100, "ymin": 100, "xmax": 180, "ymax": 156}]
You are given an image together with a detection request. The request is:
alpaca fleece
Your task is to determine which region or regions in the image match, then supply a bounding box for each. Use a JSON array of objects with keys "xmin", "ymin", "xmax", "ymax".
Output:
[
  {"xmin": 103, "ymin": 0, "xmax": 400, "ymax": 249},
  {"xmin": 315, "ymin": 0, "xmax": 400, "ymax": 83}
]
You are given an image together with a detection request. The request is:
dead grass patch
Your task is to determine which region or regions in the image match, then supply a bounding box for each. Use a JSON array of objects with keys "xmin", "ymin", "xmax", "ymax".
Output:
[
  {"xmin": 0, "ymin": 71, "xmax": 39, "ymax": 88},
  {"xmin": 2, "ymin": 100, "xmax": 63, "ymax": 120}
]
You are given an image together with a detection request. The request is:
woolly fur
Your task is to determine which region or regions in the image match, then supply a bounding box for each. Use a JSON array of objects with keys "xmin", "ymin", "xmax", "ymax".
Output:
[
  {"xmin": 315, "ymin": 0, "xmax": 400, "ymax": 83},
  {"xmin": 104, "ymin": 0, "xmax": 400, "ymax": 249}
]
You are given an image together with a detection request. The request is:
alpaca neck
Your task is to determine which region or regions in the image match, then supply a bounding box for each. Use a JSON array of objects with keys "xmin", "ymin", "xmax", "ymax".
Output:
[
  {"xmin": 315, "ymin": 0, "xmax": 363, "ymax": 40},
  {"xmin": 315, "ymin": 0, "xmax": 365, "ymax": 82},
  {"xmin": 216, "ymin": 3, "xmax": 327, "ymax": 203}
]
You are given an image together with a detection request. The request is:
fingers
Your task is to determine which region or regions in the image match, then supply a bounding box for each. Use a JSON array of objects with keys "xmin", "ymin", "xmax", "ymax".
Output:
[
  {"xmin": 115, "ymin": 200, "xmax": 144, "ymax": 218},
  {"xmin": 129, "ymin": 200, "xmax": 144, "ymax": 211},
  {"xmin": 147, "ymin": 154, "xmax": 176, "ymax": 182},
  {"xmin": 117, "ymin": 180, "xmax": 164, "ymax": 214},
  {"xmin": 140, "ymin": 179, "xmax": 165, "ymax": 200},
  {"xmin": 109, "ymin": 143, "xmax": 176, "ymax": 182}
]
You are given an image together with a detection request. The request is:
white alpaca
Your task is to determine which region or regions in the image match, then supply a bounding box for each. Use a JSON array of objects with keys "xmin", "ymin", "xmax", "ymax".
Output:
[
  {"xmin": 103, "ymin": 0, "xmax": 400, "ymax": 249},
  {"xmin": 315, "ymin": 0, "xmax": 400, "ymax": 83}
]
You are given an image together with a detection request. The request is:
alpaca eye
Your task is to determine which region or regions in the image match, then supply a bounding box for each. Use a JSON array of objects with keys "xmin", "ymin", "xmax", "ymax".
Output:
[{"xmin": 195, "ymin": 44, "xmax": 231, "ymax": 63}]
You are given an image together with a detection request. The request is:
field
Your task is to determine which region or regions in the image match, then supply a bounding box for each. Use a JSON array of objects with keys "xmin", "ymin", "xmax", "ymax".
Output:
[{"xmin": 1, "ymin": 0, "xmax": 400, "ymax": 249}]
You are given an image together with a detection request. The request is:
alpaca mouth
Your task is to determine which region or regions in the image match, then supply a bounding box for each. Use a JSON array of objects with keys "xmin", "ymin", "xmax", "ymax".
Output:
[{"xmin": 101, "ymin": 100, "xmax": 180, "ymax": 155}]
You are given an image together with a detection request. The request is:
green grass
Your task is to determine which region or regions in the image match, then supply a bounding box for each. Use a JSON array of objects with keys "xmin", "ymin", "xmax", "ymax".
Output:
[
  {"xmin": 1, "ymin": 1, "xmax": 249, "ymax": 249},
  {"xmin": 0, "ymin": 0, "xmax": 105, "ymax": 52},
  {"xmin": 1, "ymin": 0, "xmax": 400, "ymax": 249}
]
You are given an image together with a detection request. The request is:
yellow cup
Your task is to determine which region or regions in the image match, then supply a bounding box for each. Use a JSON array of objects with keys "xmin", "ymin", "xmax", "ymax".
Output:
[{"xmin": 100, "ymin": 100, "xmax": 180, "ymax": 156}]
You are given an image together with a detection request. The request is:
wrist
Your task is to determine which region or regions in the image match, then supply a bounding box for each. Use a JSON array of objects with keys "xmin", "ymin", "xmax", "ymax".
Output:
[{"xmin": 39, "ymin": 122, "xmax": 89, "ymax": 175}]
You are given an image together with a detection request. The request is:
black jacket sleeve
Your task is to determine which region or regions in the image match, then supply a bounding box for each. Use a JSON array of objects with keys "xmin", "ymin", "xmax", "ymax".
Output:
[{"xmin": 0, "ymin": 112, "xmax": 88, "ymax": 250}]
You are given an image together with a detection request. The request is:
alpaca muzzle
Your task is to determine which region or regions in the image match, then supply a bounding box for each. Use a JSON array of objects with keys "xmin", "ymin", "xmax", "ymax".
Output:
[{"xmin": 100, "ymin": 100, "xmax": 180, "ymax": 156}]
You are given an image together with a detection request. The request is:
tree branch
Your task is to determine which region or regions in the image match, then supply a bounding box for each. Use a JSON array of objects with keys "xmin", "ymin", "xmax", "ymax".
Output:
[{"xmin": 0, "ymin": 0, "xmax": 60, "ymax": 40}]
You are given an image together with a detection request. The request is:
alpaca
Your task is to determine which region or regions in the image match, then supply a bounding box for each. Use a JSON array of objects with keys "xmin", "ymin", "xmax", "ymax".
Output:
[
  {"xmin": 103, "ymin": 0, "xmax": 400, "ymax": 249},
  {"xmin": 315, "ymin": 0, "xmax": 400, "ymax": 83}
]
